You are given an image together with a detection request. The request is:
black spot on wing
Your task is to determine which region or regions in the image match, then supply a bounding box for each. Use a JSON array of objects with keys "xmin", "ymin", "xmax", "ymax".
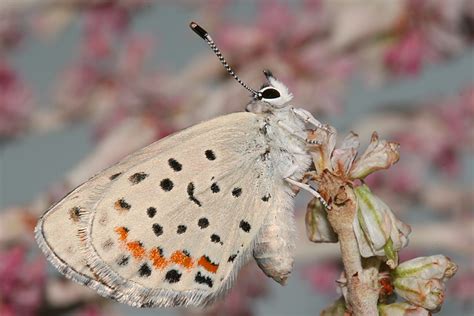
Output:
[
  {"xmin": 129, "ymin": 172, "xmax": 148, "ymax": 184},
  {"xmin": 239, "ymin": 220, "xmax": 251, "ymax": 232},
  {"xmin": 205, "ymin": 150, "xmax": 216, "ymax": 161},
  {"xmin": 210, "ymin": 234, "xmax": 222, "ymax": 245},
  {"xmin": 101, "ymin": 238, "xmax": 114, "ymax": 250},
  {"xmin": 187, "ymin": 182, "xmax": 202, "ymax": 207},
  {"xmin": 232, "ymin": 187, "xmax": 242, "ymax": 197},
  {"xmin": 165, "ymin": 269, "xmax": 182, "ymax": 283},
  {"xmin": 117, "ymin": 255, "xmax": 129, "ymax": 266},
  {"xmin": 69, "ymin": 206, "xmax": 82, "ymax": 222},
  {"xmin": 198, "ymin": 217, "xmax": 209, "ymax": 229},
  {"xmin": 228, "ymin": 254, "xmax": 237, "ymax": 262},
  {"xmin": 152, "ymin": 223, "xmax": 163, "ymax": 237},
  {"xmin": 139, "ymin": 263, "xmax": 152, "ymax": 277},
  {"xmin": 147, "ymin": 207, "xmax": 157, "ymax": 218},
  {"xmin": 177, "ymin": 225, "xmax": 187, "ymax": 234},
  {"xmin": 155, "ymin": 246, "xmax": 164, "ymax": 256},
  {"xmin": 109, "ymin": 172, "xmax": 122, "ymax": 180},
  {"xmin": 160, "ymin": 178, "xmax": 174, "ymax": 191},
  {"xmin": 115, "ymin": 198, "xmax": 131, "ymax": 211},
  {"xmin": 260, "ymin": 148, "xmax": 270, "ymax": 160},
  {"xmin": 168, "ymin": 158, "xmax": 182, "ymax": 172},
  {"xmin": 262, "ymin": 193, "xmax": 271, "ymax": 202},
  {"xmin": 195, "ymin": 271, "xmax": 213, "ymax": 288},
  {"xmin": 210, "ymin": 182, "xmax": 220, "ymax": 193}
]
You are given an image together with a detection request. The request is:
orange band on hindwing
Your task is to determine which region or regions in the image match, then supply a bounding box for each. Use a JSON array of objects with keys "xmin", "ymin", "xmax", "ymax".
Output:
[
  {"xmin": 115, "ymin": 226, "xmax": 219, "ymax": 273},
  {"xmin": 197, "ymin": 255, "xmax": 219, "ymax": 274}
]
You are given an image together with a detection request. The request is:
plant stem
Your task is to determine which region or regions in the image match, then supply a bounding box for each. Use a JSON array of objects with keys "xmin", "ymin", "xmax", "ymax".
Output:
[{"xmin": 320, "ymin": 171, "xmax": 379, "ymax": 316}]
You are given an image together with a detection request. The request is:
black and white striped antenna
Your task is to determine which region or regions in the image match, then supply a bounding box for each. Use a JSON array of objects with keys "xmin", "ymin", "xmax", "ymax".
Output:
[{"xmin": 190, "ymin": 21, "xmax": 262, "ymax": 100}]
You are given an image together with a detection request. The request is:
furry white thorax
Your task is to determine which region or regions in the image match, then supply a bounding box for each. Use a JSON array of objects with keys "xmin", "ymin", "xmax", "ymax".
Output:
[
  {"xmin": 247, "ymin": 74, "xmax": 312, "ymax": 183},
  {"xmin": 259, "ymin": 107, "xmax": 311, "ymax": 180}
]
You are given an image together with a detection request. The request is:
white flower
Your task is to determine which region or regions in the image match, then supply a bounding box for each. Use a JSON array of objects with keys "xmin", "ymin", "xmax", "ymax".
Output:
[
  {"xmin": 307, "ymin": 129, "xmax": 399, "ymax": 180},
  {"xmin": 349, "ymin": 132, "xmax": 400, "ymax": 179}
]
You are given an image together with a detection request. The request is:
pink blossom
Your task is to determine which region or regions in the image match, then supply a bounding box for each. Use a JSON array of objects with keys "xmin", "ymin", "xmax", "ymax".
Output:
[
  {"xmin": 81, "ymin": 2, "xmax": 144, "ymax": 59},
  {"xmin": 216, "ymin": 24, "xmax": 267, "ymax": 58},
  {"xmin": 0, "ymin": 13, "xmax": 23, "ymax": 51},
  {"xmin": 303, "ymin": 0, "xmax": 322, "ymax": 11},
  {"xmin": 0, "ymin": 63, "xmax": 33, "ymax": 137},
  {"xmin": 55, "ymin": 62, "xmax": 103, "ymax": 117},
  {"xmin": 117, "ymin": 35, "xmax": 153, "ymax": 77},
  {"xmin": 449, "ymin": 270, "xmax": 474, "ymax": 302},
  {"xmin": 365, "ymin": 162, "xmax": 423, "ymax": 195},
  {"xmin": 439, "ymin": 86, "xmax": 474, "ymax": 145},
  {"xmin": 256, "ymin": 1, "xmax": 293, "ymax": 38},
  {"xmin": 384, "ymin": 30, "xmax": 428, "ymax": 75},
  {"xmin": 74, "ymin": 304, "xmax": 108, "ymax": 316},
  {"xmin": 0, "ymin": 246, "xmax": 45, "ymax": 316}
]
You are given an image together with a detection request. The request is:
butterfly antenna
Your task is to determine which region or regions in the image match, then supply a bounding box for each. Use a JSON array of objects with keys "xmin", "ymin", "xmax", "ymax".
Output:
[{"xmin": 190, "ymin": 21, "xmax": 262, "ymax": 100}]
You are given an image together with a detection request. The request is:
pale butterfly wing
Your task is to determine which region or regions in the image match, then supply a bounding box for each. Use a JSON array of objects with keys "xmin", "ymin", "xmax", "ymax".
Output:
[
  {"xmin": 35, "ymin": 180, "xmax": 116, "ymax": 297},
  {"xmin": 37, "ymin": 112, "xmax": 284, "ymax": 307},
  {"xmin": 35, "ymin": 136, "xmax": 168, "ymax": 297}
]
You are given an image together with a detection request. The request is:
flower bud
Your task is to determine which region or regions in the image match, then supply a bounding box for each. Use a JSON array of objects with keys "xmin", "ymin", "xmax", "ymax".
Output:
[
  {"xmin": 392, "ymin": 255, "xmax": 458, "ymax": 311},
  {"xmin": 349, "ymin": 132, "xmax": 400, "ymax": 179},
  {"xmin": 305, "ymin": 198, "xmax": 338, "ymax": 243},
  {"xmin": 378, "ymin": 302, "xmax": 430, "ymax": 316},
  {"xmin": 393, "ymin": 255, "xmax": 458, "ymax": 281},
  {"xmin": 393, "ymin": 277, "xmax": 444, "ymax": 311},
  {"xmin": 307, "ymin": 125, "xmax": 337, "ymax": 172},
  {"xmin": 330, "ymin": 132, "xmax": 359, "ymax": 176},
  {"xmin": 353, "ymin": 185, "xmax": 410, "ymax": 266}
]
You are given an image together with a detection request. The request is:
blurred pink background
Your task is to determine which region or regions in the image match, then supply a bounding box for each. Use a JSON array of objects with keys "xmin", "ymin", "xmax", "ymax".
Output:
[{"xmin": 0, "ymin": 1, "xmax": 472, "ymax": 315}]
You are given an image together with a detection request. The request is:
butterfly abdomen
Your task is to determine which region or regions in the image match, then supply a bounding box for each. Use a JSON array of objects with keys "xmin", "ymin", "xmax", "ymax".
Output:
[{"xmin": 253, "ymin": 187, "xmax": 296, "ymax": 285}]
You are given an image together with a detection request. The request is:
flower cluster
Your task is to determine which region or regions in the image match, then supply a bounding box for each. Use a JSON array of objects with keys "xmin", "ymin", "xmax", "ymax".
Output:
[
  {"xmin": 305, "ymin": 126, "xmax": 458, "ymax": 314},
  {"xmin": 306, "ymin": 128, "xmax": 409, "ymax": 268}
]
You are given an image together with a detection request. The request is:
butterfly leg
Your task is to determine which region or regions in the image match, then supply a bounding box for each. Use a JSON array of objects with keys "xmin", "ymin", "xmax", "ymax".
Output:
[
  {"xmin": 291, "ymin": 108, "xmax": 323, "ymax": 129},
  {"xmin": 285, "ymin": 178, "xmax": 331, "ymax": 209},
  {"xmin": 292, "ymin": 108, "xmax": 334, "ymax": 136},
  {"xmin": 277, "ymin": 121, "xmax": 321, "ymax": 145}
]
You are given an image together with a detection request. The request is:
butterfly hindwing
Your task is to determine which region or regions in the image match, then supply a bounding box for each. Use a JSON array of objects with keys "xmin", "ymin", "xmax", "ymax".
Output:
[
  {"xmin": 34, "ymin": 135, "xmax": 170, "ymax": 298},
  {"xmin": 35, "ymin": 179, "xmax": 116, "ymax": 297},
  {"xmin": 38, "ymin": 112, "xmax": 281, "ymax": 307}
]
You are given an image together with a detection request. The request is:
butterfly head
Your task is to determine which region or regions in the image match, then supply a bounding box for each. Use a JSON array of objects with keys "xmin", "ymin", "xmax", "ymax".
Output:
[{"xmin": 246, "ymin": 70, "xmax": 293, "ymax": 113}]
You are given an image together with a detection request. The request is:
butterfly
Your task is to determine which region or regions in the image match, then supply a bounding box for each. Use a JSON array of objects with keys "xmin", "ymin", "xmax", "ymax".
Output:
[{"xmin": 35, "ymin": 22, "xmax": 330, "ymax": 308}]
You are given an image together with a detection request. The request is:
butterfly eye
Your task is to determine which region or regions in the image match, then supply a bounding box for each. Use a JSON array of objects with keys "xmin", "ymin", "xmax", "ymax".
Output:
[{"xmin": 261, "ymin": 88, "xmax": 280, "ymax": 99}]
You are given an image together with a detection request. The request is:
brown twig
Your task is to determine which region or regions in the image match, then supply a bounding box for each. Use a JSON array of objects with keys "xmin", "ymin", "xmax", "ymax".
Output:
[{"xmin": 318, "ymin": 170, "xmax": 379, "ymax": 316}]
